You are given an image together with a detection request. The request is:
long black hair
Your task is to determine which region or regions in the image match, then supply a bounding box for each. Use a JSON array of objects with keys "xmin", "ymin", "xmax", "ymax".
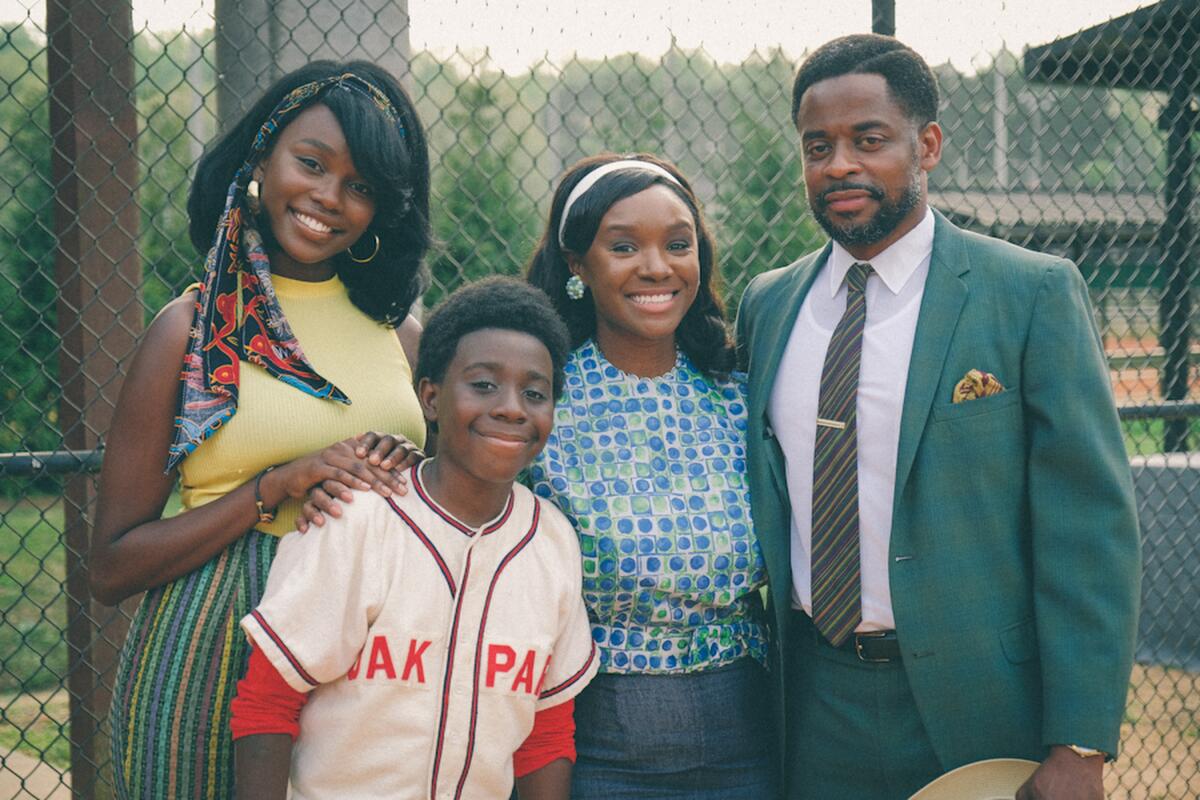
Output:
[
  {"xmin": 525, "ymin": 153, "xmax": 735, "ymax": 376},
  {"xmin": 187, "ymin": 60, "xmax": 430, "ymax": 326}
]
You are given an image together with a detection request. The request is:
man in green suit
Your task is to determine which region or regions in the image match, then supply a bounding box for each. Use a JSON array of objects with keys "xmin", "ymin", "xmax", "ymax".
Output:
[{"xmin": 736, "ymin": 35, "xmax": 1139, "ymax": 800}]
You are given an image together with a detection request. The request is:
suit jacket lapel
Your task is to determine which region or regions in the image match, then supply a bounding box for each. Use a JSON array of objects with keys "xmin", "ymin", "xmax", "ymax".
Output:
[
  {"xmin": 751, "ymin": 243, "xmax": 831, "ymax": 423},
  {"xmin": 894, "ymin": 213, "xmax": 970, "ymax": 501},
  {"xmin": 747, "ymin": 244, "xmax": 828, "ymax": 627}
]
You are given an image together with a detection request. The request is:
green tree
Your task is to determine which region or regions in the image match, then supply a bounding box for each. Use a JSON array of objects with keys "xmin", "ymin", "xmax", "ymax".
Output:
[
  {"xmin": 712, "ymin": 49, "xmax": 822, "ymax": 304},
  {"xmin": 134, "ymin": 30, "xmax": 215, "ymax": 316},
  {"xmin": 427, "ymin": 74, "xmax": 539, "ymax": 305},
  {"xmin": 0, "ymin": 25, "xmax": 213, "ymax": 494},
  {"xmin": 0, "ymin": 24, "xmax": 58, "ymax": 466}
]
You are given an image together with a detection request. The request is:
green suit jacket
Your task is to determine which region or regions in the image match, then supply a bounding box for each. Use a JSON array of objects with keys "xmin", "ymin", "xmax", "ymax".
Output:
[{"xmin": 735, "ymin": 211, "xmax": 1140, "ymax": 769}]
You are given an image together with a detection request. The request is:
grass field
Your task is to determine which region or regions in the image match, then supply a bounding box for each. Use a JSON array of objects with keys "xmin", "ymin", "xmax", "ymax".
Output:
[
  {"xmin": 1122, "ymin": 418, "xmax": 1200, "ymax": 457},
  {"xmin": 0, "ymin": 494, "xmax": 181, "ymax": 695},
  {"xmin": 1, "ymin": 497, "xmax": 71, "ymax": 774},
  {"xmin": 0, "ymin": 497, "xmax": 67, "ymax": 696}
]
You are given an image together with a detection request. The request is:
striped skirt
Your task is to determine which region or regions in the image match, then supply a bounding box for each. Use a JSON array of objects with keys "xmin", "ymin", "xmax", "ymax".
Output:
[{"xmin": 109, "ymin": 530, "xmax": 279, "ymax": 799}]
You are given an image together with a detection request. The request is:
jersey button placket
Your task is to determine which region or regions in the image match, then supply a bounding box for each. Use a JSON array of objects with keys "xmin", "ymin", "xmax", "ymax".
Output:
[{"xmin": 431, "ymin": 545, "xmax": 474, "ymax": 799}]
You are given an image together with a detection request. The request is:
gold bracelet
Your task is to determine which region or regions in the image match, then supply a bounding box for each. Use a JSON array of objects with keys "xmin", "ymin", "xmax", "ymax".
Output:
[{"xmin": 253, "ymin": 466, "xmax": 278, "ymax": 524}]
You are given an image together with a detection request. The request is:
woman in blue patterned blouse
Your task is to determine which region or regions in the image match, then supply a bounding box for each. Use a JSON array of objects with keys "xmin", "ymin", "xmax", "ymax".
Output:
[{"xmin": 526, "ymin": 154, "xmax": 775, "ymax": 799}]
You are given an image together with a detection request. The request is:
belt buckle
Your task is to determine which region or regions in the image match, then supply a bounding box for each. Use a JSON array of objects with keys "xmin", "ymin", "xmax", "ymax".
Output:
[{"xmin": 854, "ymin": 630, "xmax": 893, "ymax": 663}]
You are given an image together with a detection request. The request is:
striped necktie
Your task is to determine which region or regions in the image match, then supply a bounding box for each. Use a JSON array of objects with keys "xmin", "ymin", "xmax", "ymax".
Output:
[{"xmin": 811, "ymin": 261, "xmax": 872, "ymax": 647}]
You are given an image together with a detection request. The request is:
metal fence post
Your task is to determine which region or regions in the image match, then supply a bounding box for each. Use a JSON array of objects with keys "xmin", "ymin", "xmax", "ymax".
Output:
[
  {"xmin": 214, "ymin": 0, "xmax": 412, "ymax": 133},
  {"xmin": 272, "ymin": 0, "xmax": 412, "ymax": 77},
  {"xmin": 872, "ymin": 0, "xmax": 896, "ymax": 36},
  {"xmin": 46, "ymin": 0, "xmax": 142, "ymax": 794},
  {"xmin": 1159, "ymin": 79, "xmax": 1196, "ymax": 453},
  {"xmin": 214, "ymin": 0, "xmax": 275, "ymax": 130}
]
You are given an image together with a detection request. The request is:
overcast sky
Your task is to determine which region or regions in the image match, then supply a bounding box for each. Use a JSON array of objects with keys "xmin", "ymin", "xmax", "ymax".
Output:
[{"xmin": 0, "ymin": 0, "xmax": 1156, "ymax": 72}]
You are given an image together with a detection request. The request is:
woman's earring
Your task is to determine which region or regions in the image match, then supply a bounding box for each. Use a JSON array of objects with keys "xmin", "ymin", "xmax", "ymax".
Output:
[
  {"xmin": 246, "ymin": 178, "xmax": 262, "ymax": 215},
  {"xmin": 565, "ymin": 274, "xmax": 586, "ymax": 301},
  {"xmin": 346, "ymin": 233, "xmax": 381, "ymax": 264}
]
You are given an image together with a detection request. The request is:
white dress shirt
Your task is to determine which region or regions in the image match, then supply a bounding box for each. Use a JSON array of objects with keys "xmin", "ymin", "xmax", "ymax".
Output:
[{"xmin": 768, "ymin": 208, "xmax": 935, "ymax": 631}]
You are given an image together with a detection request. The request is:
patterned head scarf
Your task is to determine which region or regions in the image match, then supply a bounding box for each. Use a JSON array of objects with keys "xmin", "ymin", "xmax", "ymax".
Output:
[{"xmin": 167, "ymin": 73, "xmax": 406, "ymax": 471}]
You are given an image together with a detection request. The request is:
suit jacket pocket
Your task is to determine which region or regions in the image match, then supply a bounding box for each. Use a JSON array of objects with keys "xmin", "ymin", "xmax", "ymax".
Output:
[
  {"xmin": 929, "ymin": 387, "xmax": 1020, "ymax": 424},
  {"xmin": 999, "ymin": 617, "xmax": 1037, "ymax": 664}
]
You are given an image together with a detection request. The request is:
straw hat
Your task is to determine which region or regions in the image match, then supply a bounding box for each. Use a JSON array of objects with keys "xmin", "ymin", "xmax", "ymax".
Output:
[{"xmin": 908, "ymin": 758, "xmax": 1040, "ymax": 800}]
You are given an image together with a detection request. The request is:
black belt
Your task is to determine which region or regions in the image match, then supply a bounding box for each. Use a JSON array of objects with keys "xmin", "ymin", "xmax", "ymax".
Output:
[
  {"xmin": 794, "ymin": 609, "xmax": 902, "ymax": 663},
  {"xmin": 839, "ymin": 630, "xmax": 902, "ymax": 663}
]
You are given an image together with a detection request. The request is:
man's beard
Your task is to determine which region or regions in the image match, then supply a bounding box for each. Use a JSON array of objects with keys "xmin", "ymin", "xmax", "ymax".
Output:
[{"xmin": 811, "ymin": 168, "xmax": 922, "ymax": 250}]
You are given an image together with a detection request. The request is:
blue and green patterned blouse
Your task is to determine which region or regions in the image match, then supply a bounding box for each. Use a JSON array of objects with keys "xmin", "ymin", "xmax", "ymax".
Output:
[{"xmin": 527, "ymin": 340, "xmax": 768, "ymax": 674}]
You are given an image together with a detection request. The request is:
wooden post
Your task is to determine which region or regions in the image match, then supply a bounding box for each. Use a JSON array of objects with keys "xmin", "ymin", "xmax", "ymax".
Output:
[{"xmin": 46, "ymin": 0, "xmax": 142, "ymax": 795}]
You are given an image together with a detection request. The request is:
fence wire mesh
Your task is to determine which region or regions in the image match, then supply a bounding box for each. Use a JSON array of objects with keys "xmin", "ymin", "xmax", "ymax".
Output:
[{"xmin": 0, "ymin": 0, "xmax": 1197, "ymax": 797}]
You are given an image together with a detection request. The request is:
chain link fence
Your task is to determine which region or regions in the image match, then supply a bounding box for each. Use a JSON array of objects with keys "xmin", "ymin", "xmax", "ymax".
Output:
[{"xmin": 0, "ymin": 0, "xmax": 1197, "ymax": 797}]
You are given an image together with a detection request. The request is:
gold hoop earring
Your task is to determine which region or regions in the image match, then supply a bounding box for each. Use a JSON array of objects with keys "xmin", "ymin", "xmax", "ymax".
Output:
[{"xmin": 346, "ymin": 233, "xmax": 381, "ymax": 264}]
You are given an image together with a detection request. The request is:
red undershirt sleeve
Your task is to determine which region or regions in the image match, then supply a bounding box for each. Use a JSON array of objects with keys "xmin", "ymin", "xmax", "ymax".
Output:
[
  {"xmin": 230, "ymin": 645, "xmax": 310, "ymax": 741},
  {"xmin": 512, "ymin": 698, "xmax": 576, "ymax": 778}
]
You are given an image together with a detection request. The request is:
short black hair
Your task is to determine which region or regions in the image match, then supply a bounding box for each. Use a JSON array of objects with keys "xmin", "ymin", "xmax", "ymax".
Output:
[
  {"xmin": 416, "ymin": 277, "xmax": 570, "ymax": 400},
  {"xmin": 188, "ymin": 60, "xmax": 431, "ymax": 326},
  {"xmin": 791, "ymin": 34, "xmax": 939, "ymax": 127},
  {"xmin": 525, "ymin": 153, "xmax": 735, "ymax": 376}
]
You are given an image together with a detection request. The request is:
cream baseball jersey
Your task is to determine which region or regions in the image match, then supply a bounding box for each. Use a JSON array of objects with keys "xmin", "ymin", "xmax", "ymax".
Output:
[{"xmin": 240, "ymin": 462, "xmax": 598, "ymax": 800}]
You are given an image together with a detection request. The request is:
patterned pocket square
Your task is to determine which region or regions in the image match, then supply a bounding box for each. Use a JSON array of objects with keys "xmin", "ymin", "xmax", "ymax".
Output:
[{"xmin": 952, "ymin": 369, "xmax": 1005, "ymax": 403}]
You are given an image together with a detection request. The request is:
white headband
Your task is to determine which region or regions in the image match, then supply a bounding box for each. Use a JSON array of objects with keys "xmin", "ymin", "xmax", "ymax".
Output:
[{"xmin": 557, "ymin": 159, "xmax": 683, "ymax": 248}]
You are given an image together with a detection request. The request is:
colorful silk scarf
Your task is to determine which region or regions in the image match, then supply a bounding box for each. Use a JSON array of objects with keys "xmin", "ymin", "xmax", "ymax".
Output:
[{"xmin": 167, "ymin": 73, "xmax": 405, "ymax": 471}]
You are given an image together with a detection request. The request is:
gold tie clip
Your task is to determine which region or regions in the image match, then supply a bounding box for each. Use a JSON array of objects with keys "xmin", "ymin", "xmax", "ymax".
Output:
[{"xmin": 816, "ymin": 417, "xmax": 847, "ymax": 430}]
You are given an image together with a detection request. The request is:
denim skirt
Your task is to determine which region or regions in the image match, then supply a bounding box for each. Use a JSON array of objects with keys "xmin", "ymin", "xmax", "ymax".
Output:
[{"xmin": 571, "ymin": 657, "xmax": 779, "ymax": 799}]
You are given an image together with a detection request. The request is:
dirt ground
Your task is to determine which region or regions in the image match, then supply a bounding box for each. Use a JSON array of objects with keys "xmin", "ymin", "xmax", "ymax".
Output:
[
  {"xmin": 0, "ymin": 751, "xmax": 69, "ymax": 800},
  {"xmin": 1107, "ymin": 664, "xmax": 1200, "ymax": 799}
]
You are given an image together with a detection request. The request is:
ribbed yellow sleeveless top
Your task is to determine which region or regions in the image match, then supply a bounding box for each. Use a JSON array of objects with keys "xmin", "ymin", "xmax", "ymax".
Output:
[{"xmin": 178, "ymin": 273, "xmax": 426, "ymax": 536}]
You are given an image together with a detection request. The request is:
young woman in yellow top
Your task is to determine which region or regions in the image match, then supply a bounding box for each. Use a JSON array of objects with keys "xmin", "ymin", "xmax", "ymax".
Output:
[{"xmin": 89, "ymin": 61, "xmax": 429, "ymax": 799}]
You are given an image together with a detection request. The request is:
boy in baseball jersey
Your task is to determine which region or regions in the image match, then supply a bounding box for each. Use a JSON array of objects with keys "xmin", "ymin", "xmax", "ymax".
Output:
[{"xmin": 231, "ymin": 278, "xmax": 598, "ymax": 800}]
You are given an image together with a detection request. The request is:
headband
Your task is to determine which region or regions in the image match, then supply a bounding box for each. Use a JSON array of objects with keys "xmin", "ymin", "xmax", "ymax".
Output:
[
  {"xmin": 166, "ymin": 73, "xmax": 404, "ymax": 471},
  {"xmin": 243, "ymin": 74, "xmax": 405, "ymax": 173},
  {"xmin": 557, "ymin": 159, "xmax": 682, "ymax": 248}
]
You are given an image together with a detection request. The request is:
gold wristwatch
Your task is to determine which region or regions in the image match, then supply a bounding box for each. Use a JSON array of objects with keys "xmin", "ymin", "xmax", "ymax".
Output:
[{"xmin": 1066, "ymin": 744, "xmax": 1105, "ymax": 759}]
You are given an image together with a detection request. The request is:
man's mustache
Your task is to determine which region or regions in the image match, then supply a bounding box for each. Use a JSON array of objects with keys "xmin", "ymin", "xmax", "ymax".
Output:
[{"xmin": 816, "ymin": 183, "xmax": 885, "ymax": 205}]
